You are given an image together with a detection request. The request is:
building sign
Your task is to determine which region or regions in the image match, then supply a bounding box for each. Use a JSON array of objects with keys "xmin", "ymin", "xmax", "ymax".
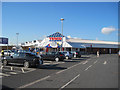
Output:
[
  {"xmin": 0, "ymin": 38, "xmax": 8, "ymax": 44},
  {"xmin": 48, "ymin": 32, "xmax": 64, "ymax": 41},
  {"xmin": 49, "ymin": 37, "xmax": 62, "ymax": 41}
]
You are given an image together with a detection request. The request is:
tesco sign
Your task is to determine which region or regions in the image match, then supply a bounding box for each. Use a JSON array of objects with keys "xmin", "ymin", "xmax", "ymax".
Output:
[{"xmin": 49, "ymin": 37, "xmax": 62, "ymax": 41}]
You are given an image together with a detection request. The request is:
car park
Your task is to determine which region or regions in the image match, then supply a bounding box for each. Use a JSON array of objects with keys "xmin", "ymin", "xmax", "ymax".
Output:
[
  {"xmin": 40, "ymin": 52, "xmax": 65, "ymax": 62},
  {"xmin": 1, "ymin": 52, "xmax": 43, "ymax": 68},
  {"xmin": 59, "ymin": 51, "xmax": 73, "ymax": 59}
]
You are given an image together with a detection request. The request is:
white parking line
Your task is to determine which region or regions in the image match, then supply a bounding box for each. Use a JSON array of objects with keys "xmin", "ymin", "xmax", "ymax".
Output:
[
  {"xmin": 56, "ymin": 62, "xmax": 82, "ymax": 74},
  {"xmin": 19, "ymin": 75, "xmax": 51, "ymax": 88},
  {"xmin": 24, "ymin": 69, "xmax": 36, "ymax": 73},
  {"xmin": 103, "ymin": 61, "xmax": 107, "ymax": 65},
  {"xmin": 84, "ymin": 65, "xmax": 92, "ymax": 71},
  {"xmin": 21, "ymin": 68, "xmax": 25, "ymax": 73},
  {"xmin": 9, "ymin": 72, "xmax": 17, "ymax": 74},
  {"xmin": 0, "ymin": 76, "xmax": 3, "ymax": 78},
  {"xmin": 82, "ymin": 61, "xmax": 88, "ymax": 64},
  {"xmin": 59, "ymin": 74, "xmax": 80, "ymax": 89},
  {"xmin": 94, "ymin": 60, "xmax": 98, "ymax": 64},
  {"xmin": 0, "ymin": 73, "xmax": 10, "ymax": 76},
  {"xmin": 0, "ymin": 66, "xmax": 3, "ymax": 69},
  {"xmin": 43, "ymin": 63, "xmax": 51, "ymax": 65}
]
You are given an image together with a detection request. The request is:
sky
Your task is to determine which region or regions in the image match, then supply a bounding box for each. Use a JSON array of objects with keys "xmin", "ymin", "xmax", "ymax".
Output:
[{"xmin": 2, "ymin": 2, "xmax": 118, "ymax": 44}]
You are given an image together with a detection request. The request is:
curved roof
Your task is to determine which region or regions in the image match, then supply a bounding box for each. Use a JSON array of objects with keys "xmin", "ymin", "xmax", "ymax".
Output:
[{"xmin": 47, "ymin": 32, "xmax": 65, "ymax": 37}]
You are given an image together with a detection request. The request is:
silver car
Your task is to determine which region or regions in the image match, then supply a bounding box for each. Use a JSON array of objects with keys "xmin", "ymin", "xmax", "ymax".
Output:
[
  {"xmin": 2, "ymin": 50, "xmax": 14, "ymax": 56},
  {"xmin": 59, "ymin": 51, "xmax": 73, "ymax": 59}
]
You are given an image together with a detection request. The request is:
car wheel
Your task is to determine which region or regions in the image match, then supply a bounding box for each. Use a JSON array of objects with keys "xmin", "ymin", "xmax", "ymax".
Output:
[
  {"xmin": 66, "ymin": 56, "xmax": 69, "ymax": 60},
  {"xmin": 24, "ymin": 61, "xmax": 30, "ymax": 68},
  {"xmin": 55, "ymin": 57, "xmax": 59, "ymax": 62},
  {"xmin": 3, "ymin": 60, "xmax": 8, "ymax": 66}
]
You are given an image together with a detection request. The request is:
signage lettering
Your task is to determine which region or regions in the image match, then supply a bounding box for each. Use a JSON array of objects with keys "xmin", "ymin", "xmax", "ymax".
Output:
[{"xmin": 49, "ymin": 37, "xmax": 62, "ymax": 41}]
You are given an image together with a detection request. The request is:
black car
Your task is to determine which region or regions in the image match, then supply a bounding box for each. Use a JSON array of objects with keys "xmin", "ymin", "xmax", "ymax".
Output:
[
  {"xmin": 2, "ymin": 52, "xmax": 43, "ymax": 68},
  {"xmin": 40, "ymin": 52, "xmax": 65, "ymax": 62}
]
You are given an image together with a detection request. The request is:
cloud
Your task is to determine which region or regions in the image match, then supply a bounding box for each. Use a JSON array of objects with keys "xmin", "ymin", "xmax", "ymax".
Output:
[{"xmin": 101, "ymin": 26, "xmax": 116, "ymax": 35}]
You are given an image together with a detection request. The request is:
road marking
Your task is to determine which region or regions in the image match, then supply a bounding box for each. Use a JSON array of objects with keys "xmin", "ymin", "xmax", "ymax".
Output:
[
  {"xmin": 56, "ymin": 70, "xmax": 65, "ymax": 74},
  {"xmin": 0, "ymin": 73, "xmax": 10, "ymax": 76},
  {"xmin": 2, "ymin": 68, "xmax": 24, "ymax": 73},
  {"xmin": 0, "ymin": 76, "xmax": 3, "ymax": 78},
  {"xmin": 82, "ymin": 61, "xmax": 88, "ymax": 64},
  {"xmin": 21, "ymin": 68, "xmax": 25, "ymax": 73},
  {"xmin": 43, "ymin": 63, "xmax": 51, "ymax": 65},
  {"xmin": 94, "ymin": 60, "xmax": 98, "ymax": 64},
  {"xmin": 24, "ymin": 69, "xmax": 36, "ymax": 73},
  {"xmin": 84, "ymin": 65, "xmax": 92, "ymax": 71},
  {"xmin": 9, "ymin": 72, "xmax": 17, "ymax": 74},
  {"xmin": 56, "ymin": 62, "xmax": 82, "ymax": 74},
  {"xmin": 59, "ymin": 74, "xmax": 80, "ymax": 89},
  {"xmin": 19, "ymin": 76, "xmax": 50, "ymax": 88},
  {"xmin": 0, "ymin": 66, "xmax": 3, "ymax": 69},
  {"xmin": 103, "ymin": 61, "xmax": 107, "ymax": 65}
]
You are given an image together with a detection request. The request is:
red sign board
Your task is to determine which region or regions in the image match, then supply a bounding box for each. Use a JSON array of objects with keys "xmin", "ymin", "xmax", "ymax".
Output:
[{"xmin": 49, "ymin": 37, "xmax": 62, "ymax": 41}]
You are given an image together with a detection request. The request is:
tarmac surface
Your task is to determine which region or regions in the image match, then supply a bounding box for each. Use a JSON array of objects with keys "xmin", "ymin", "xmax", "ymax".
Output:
[{"xmin": 0, "ymin": 54, "xmax": 118, "ymax": 89}]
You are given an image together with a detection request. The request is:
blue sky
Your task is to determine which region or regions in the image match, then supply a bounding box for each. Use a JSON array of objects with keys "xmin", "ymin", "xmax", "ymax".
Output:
[{"xmin": 2, "ymin": 2, "xmax": 118, "ymax": 44}]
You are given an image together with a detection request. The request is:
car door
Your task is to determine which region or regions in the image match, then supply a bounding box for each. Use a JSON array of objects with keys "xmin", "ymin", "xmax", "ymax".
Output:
[
  {"xmin": 45, "ymin": 52, "xmax": 51, "ymax": 60},
  {"xmin": 50, "ymin": 52, "xmax": 55, "ymax": 60},
  {"xmin": 18, "ymin": 53, "xmax": 25, "ymax": 64},
  {"xmin": 42, "ymin": 53, "xmax": 47, "ymax": 60},
  {"xmin": 10, "ymin": 53, "xmax": 19, "ymax": 63}
]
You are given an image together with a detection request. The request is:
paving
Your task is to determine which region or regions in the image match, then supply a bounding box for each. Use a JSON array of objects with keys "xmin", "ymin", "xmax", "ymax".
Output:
[{"xmin": 0, "ymin": 54, "xmax": 118, "ymax": 89}]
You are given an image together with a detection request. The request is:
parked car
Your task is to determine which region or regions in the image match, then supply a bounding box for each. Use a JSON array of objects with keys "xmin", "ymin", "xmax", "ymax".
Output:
[
  {"xmin": 70, "ymin": 51, "xmax": 77, "ymax": 57},
  {"xmin": 59, "ymin": 51, "xmax": 73, "ymax": 59},
  {"xmin": 2, "ymin": 52, "xmax": 43, "ymax": 68},
  {"xmin": 40, "ymin": 52, "xmax": 65, "ymax": 62},
  {"xmin": 1, "ymin": 50, "xmax": 14, "ymax": 56},
  {"xmin": 70, "ymin": 51, "xmax": 81, "ymax": 58}
]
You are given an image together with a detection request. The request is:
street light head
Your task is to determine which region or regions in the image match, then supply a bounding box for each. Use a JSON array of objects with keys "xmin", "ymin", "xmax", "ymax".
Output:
[
  {"xmin": 60, "ymin": 18, "xmax": 64, "ymax": 21},
  {"xmin": 16, "ymin": 33, "xmax": 19, "ymax": 35}
]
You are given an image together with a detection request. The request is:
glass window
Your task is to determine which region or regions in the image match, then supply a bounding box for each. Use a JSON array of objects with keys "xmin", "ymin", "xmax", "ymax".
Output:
[
  {"xmin": 13, "ymin": 53, "xmax": 19, "ymax": 58},
  {"xmin": 19, "ymin": 53, "xmax": 25, "ymax": 58}
]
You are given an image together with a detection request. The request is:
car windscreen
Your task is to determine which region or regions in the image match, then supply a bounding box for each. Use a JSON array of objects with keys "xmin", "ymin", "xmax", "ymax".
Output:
[{"xmin": 25, "ymin": 53, "xmax": 36, "ymax": 57}]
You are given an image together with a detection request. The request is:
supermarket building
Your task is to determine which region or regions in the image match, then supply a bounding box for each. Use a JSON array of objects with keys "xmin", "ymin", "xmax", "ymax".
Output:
[{"xmin": 21, "ymin": 32, "xmax": 119, "ymax": 54}]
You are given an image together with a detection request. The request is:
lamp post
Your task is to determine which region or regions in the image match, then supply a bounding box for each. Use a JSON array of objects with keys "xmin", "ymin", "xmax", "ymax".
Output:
[
  {"xmin": 60, "ymin": 18, "xmax": 64, "ymax": 51},
  {"xmin": 16, "ymin": 33, "xmax": 19, "ymax": 47}
]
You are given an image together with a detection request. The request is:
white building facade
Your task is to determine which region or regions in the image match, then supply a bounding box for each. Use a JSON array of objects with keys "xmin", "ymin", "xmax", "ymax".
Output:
[{"xmin": 21, "ymin": 32, "xmax": 119, "ymax": 54}]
